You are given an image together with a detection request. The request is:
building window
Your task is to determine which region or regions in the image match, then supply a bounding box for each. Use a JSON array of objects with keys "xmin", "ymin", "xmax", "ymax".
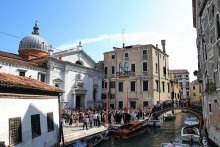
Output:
[
  {"xmin": 119, "ymin": 101, "xmax": 123, "ymax": 109},
  {"xmin": 9, "ymin": 117, "xmax": 22, "ymax": 145},
  {"xmin": 130, "ymin": 101, "xmax": 136, "ymax": 109},
  {"xmin": 162, "ymin": 82, "xmax": 165, "ymax": 92},
  {"xmin": 130, "ymin": 81, "xmax": 136, "ymax": 92},
  {"xmin": 110, "ymin": 81, "xmax": 115, "ymax": 88},
  {"xmin": 125, "ymin": 52, "xmax": 128, "ymax": 58},
  {"xmin": 111, "ymin": 54, "xmax": 115, "ymax": 59},
  {"xmin": 155, "ymin": 80, "xmax": 159, "ymax": 91},
  {"xmin": 105, "ymin": 82, "xmax": 107, "ymax": 88},
  {"xmin": 131, "ymin": 64, "xmax": 135, "ymax": 72},
  {"xmin": 209, "ymin": 103, "xmax": 212, "ymax": 113},
  {"xmin": 143, "ymin": 101, "xmax": 148, "ymax": 107},
  {"xmin": 143, "ymin": 81, "xmax": 148, "ymax": 91},
  {"xmin": 163, "ymin": 67, "xmax": 166, "ymax": 76},
  {"xmin": 104, "ymin": 67, "xmax": 108, "ymax": 75},
  {"xmin": 193, "ymin": 92, "xmax": 196, "ymax": 96},
  {"xmin": 110, "ymin": 104, "xmax": 114, "ymax": 109},
  {"xmin": 31, "ymin": 114, "xmax": 41, "ymax": 138},
  {"xmin": 47, "ymin": 112, "xmax": 54, "ymax": 132},
  {"xmin": 216, "ymin": 14, "xmax": 220, "ymax": 39},
  {"xmin": 212, "ymin": 5, "xmax": 214, "ymax": 17},
  {"xmin": 193, "ymin": 86, "xmax": 195, "ymax": 90},
  {"xmin": 110, "ymin": 94, "xmax": 115, "ymax": 99},
  {"xmin": 143, "ymin": 62, "xmax": 148, "ymax": 71},
  {"xmin": 102, "ymin": 81, "xmax": 105, "ymax": 88},
  {"xmin": 155, "ymin": 63, "xmax": 158, "ymax": 73},
  {"xmin": 38, "ymin": 73, "xmax": 46, "ymax": 82},
  {"xmin": 167, "ymin": 83, "xmax": 170, "ymax": 93},
  {"xmin": 93, "ymin": 88, "xmax": 97, "ymax": 102},
  {"xmin": 118, "ymin": 82, "xmax": 123, "ymax": 92},
  {"xmin": 19, "ymin": 71, "xmax": 25, "ymax": 77},
  {"xmin": 112, "ymin": 66, "xmax": 115, "ymax": 74},
  {"xmin": 101, "ymin": 94, "xmax": 106, "ymax": 99},
  {"xmin": 143, "ymin": 50, "xmax": 147, "ymax": 54}
]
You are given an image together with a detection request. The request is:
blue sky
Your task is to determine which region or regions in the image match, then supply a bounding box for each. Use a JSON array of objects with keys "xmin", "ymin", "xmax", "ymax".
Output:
[{"xmin": 0, "ymin": 0, "xmax": 197, "ymax": 80}]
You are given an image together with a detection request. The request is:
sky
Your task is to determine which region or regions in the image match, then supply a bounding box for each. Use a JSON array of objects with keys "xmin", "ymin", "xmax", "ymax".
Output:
[{"xmin": 0, "ymin": 0, "xmax": 197, "ymax": 81}]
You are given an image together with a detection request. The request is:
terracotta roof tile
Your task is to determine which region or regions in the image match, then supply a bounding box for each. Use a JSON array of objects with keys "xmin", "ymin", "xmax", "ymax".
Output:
[
  {"xmin": 0, "ymin": 50, "xmax": 24, "ymax": 60},
  {"xmin": 0, "ymin": 72, "xmax": 64, "ymax": 93}
]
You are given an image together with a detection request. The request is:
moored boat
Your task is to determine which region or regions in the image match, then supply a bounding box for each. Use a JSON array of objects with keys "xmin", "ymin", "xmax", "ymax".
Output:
[
  {"xmin": 160, "ymin": 142, "xmax": 189, "ymax": 147},
  {"xmin": 181, "ymin": 126, "xmax": 200, "ymax": 143},
  {"xmin": 163, "ymin": 112, "xmax": 176, "ymax": 121},
  {"xmin": 113, "ymin": 120, "xmax": 147, "ymax": 138},
  {"xmin": 184, "ymin": 117, "xmax": 199, "ymax": 126}
]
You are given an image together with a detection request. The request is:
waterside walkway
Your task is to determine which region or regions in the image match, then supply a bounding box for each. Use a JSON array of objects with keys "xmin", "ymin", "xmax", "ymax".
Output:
[{"xmin": 62, "ymin": 124, "xmax": 108, "ymax": 146}]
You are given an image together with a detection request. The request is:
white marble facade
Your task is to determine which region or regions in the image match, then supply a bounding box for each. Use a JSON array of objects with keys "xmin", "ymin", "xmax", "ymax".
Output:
[{"xmin": 49, "ymin": 46, "xmax": 103, "ymax": 109}]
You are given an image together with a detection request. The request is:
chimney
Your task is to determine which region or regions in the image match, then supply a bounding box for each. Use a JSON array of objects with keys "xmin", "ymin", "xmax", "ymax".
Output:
[
  {"xmin": 156, "ymin": 44, "xmax": 158, "ymax": 48},
  {"xmin": 161, "ymin": 40, "xmax": 166, "ymax": 53}
]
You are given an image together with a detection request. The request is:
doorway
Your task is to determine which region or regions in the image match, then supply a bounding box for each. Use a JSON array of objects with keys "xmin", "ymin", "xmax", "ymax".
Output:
[
  {"xmin": 76, "ymin": 96, "xmax": 81, "ymax": 108},
  {"xmin": 130, "ymin": 101, "xmax": 136, "ymax": 109}
]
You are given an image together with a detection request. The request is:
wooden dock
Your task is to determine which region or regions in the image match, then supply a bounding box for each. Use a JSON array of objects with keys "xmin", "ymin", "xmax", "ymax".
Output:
[{"xmin": 63, "ymin": 125, "xmax": 108, "ymax": 145}]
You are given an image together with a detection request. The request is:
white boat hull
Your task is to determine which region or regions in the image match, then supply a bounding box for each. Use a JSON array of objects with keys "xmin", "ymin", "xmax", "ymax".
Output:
[{"xmin": 181, "ymin": 127, "xmax": 200, "ymax": 143}]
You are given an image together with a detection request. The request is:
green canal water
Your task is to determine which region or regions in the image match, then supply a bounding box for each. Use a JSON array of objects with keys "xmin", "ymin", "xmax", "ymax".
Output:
[{"xmin": 96, "ymin": 112, "xmax": 202, "ymax": 147}]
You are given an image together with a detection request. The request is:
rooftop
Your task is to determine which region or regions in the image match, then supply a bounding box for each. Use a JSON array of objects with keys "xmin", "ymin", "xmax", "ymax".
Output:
[{"xmin": 0, "ymin": 72, "xmax": 63, "ymax": 94}]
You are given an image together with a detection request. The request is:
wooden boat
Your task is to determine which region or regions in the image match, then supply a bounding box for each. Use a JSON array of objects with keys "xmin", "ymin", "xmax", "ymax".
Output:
[
  {"xmin": 181, "ymin": 126, "xmax": 200, "ymax": 143},
  {"xmin": 184, "ymin": 117, "xmax": 199, "ymax": 126},
  {"xmin": 160, "ymin": 142, "xmax": 189, "ymax": 147},
  {"xmin": 113, "ymin": 120, "xmax": 147, "ymax": 138},
  {"xmin": 65, "ymin": 130, "xmax": 108, "ymax": 147}
]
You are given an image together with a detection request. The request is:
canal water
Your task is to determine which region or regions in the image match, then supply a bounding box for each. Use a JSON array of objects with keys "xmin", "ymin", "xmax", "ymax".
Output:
[{"xmin": 97, "ymin": 112, "xmax": 203, "ymax": 147}]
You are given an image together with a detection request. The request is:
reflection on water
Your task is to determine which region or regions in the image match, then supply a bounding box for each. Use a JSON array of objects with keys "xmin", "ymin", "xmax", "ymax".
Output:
[{"xmin": 97, "ymin": 112, "xmax": 202, "ymax": 147}]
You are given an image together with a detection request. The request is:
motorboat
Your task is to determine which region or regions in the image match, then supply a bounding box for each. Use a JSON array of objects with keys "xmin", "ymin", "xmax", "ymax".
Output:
[
  {"xmin": 163, "ymin": 112, "xmax": 176, "ymax": 121},
  {"xmin": 184, "ymin": 117, "xmax": 199, "ymax": 126},
  {"xmin": 181, "ymin": 126, "xmax": 200, "ymax": 143},
  {"xmin": 160, "ymin": 142, "xmax": 189, "ymax": 147},
  {"xmin": 113, "ymin": 120, "xmax": 147, "ymax": 138}
]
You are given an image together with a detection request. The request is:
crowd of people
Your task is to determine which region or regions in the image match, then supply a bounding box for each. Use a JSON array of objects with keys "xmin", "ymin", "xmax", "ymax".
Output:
[{"xmin": 61, "ymin": 98, "xmax": 200, "ymax": 130}]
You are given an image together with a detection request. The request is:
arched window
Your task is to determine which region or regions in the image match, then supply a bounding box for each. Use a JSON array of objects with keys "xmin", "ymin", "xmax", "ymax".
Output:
[
  {"xmin": 216, "ymin": 14, "xmax": 220, "ymax": 39},
  {"xmin": 75, "ymin": 60, "xmax": 83, "ymax": 65}
]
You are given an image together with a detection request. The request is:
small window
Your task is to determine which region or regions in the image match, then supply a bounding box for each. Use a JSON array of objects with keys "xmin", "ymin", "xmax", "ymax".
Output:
[
  {"xmin": 143, "ymin": 50, "xmax": 147, "ymax": 54},
  {"xmin": 125, "ymin": 52, "xmax": 128, "ymax": 58},
  {"xmin": 193, "ymin": 92, "xmax": 196, "ymax": 96},
  {"xmin": 112, "ymin": 55, "xmax": 115, "ymax": 59},
  {"xmin": 105, "ymin": 67, "xmax": 108, "ymax": 75},
  {"xmin": 110, "ymin": 81, "xmax": 115, "ymax": 88},
  {"xmin": 9, "ymin": 117, "xmax": 22, "ymax": 145},
  {"xmin": 162, "ymin": 82, "xmax": 165, "ymax": 92},
  {"xmin": 143, "ymin": 62, "xmax": 148, "ymax": 71},
  {"xmin": 119, "ymin": 101, "xmax": 123, "ymax": 109},
  {"xmin": 38, "ymin": 73, "xmax": 46, "ymax": 82},
  {"xmin": 119, "ymin": 82, "xmax": 123, "ymax": 92},
  {"xmin": 155, "ymin": 63, "xmax": 158, "ymax": 73},
  {"xmin": 47, "ymin": 112, "xmax": 54, "ymax": 132},
  {"xmin": 193, "ymin": 86, "xmax": 196, "ymax": 90},
  {"xmin": 75, "ymin": 60, "xmax": 82, "ymax": 65},
  {"xmin": 143, "ymin": 101, "xmax": 148, "ymax": 107},
  {"xmin": 131, "ymin": 64, "xmax": 135, "ymax": 72},
  {"xmin": 102, "ymin": 81, "xmax": 105, "ymax": 88},
  {"xmin": 105, "ymin": 82, "xmax": 107, "ymax": 88},
  {"xmin": 209, "ymin": 103, "xmax": 212, "ymax": 113},
  {"xmin": 131, "ymin": 81, "xmax": 136, "ymax": 92},
  {"xmin": 143, "ymin": 81, "xmax": 148, "ymax": 91},
  {"xmin": 31, "ymin": 114, "xmax": 41, "ymax": 138},
  {"xmin": 112, "ymin": 66, "xmax": 115, "ymax": 74},
  {"xmin": 155, "ymin": 80, "xmax": 159, "ymax": 91},
  {"xmin": 167, "ymin": 83, "xmax": 170, "ymax": 93},
  {"xmin": 19, "ymin": 71, "xmax": 25, "ymax": 77}
]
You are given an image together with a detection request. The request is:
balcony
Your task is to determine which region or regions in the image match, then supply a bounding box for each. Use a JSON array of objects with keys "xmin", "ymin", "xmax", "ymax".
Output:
[{"xmin": 116, "ymin": 71, "xmax": 132, "ymax": 77}]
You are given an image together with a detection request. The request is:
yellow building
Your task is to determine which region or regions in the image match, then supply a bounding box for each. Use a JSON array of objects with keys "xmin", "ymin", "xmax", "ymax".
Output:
[
  {"xmin": 102, "ymin": 40, "xmax": 170, "ymax": 109},
  {"xmin": 169, "ymin": 71, "xmax": 181, "ymax": 100},
  {"xmin": 190, "ymin": 80, "xmax": 201, "ymax": 104}
]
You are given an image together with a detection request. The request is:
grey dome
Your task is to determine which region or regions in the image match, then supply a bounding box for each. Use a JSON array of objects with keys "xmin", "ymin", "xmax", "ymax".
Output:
[{"xmin": 19, "ymin": 34, "xmax": 50, "ymax": 52}]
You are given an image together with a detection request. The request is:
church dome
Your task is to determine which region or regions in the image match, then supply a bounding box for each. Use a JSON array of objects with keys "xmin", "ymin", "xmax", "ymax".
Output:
[
  {"xmin": 18, "ymin": 22, "xmax": 51, "ymax": 60},
  {"xmin": 19, "ymin": 34, "xmax": 50, "ymax": 52}
]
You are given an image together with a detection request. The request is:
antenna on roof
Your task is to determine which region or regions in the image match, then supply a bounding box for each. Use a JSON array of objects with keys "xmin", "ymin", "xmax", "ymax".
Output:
[{"xmin": 122, "ymin": 28, "xmax": 125, "ymax": 48}]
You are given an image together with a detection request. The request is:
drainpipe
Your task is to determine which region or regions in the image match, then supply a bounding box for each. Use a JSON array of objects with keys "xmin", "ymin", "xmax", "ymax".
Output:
[{"xmin": 58, "ymin": 93, "xmax": 64, "ymax": 147}]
